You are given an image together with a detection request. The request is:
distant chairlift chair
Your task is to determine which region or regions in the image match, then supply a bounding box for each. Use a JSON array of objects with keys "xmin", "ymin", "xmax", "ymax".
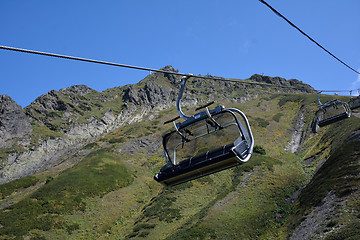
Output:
[
  {"xmin": 312, "ymin": 91, "xmax": 351, "ymax": 133},
  {"xmin": 348, "ymin": 90, "xmax": 360, "ymax": 110},
  {"xmin": 154, "ymin": 75, "xmax": 254, "ymax": 186}
]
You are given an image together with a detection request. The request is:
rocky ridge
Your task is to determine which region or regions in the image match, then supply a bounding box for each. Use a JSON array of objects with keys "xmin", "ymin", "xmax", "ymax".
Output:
[{"xmin": 0, "ymin": 67, "xmax": 315, "ymax": 184}]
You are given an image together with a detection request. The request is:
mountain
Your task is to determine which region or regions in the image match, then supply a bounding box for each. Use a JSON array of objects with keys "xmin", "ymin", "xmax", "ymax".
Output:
[{"xmin": 0, "ymin": 66, "xmax": 359, "ymax": 239}]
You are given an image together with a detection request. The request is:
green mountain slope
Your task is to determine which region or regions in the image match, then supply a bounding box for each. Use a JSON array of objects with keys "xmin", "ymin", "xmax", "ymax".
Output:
[{"xmin": 0, "ymin": 69, "xmax": 359, "ymax": 239}]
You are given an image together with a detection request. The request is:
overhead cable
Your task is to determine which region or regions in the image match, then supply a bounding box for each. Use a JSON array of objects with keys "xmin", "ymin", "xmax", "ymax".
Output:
[
  {"xmin": 0, "ymin": 45, "xmax": 298, "ymax": 89},
  {"xmin": 317, "ymin": 89, "xmax": 359, "ymax": 93},
  {"xmin": 0, "ymin": 45, "xmax": 188, "ymax": 77},
  {"xmin": 258, "ymin": 0, "xmax": 360, "ymax": 75},
  {"xmin": 0, "ymin": 45, "xmax": 356, "ymax": 93}
]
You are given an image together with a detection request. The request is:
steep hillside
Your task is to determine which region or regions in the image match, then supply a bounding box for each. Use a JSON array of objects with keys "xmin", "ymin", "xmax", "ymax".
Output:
[
  {"xmin": 1, "ymin": 68, "xmax": 359, "ymax": 239},
  {"xmin": 0, "ymin": 66, "xmax": 313, "ymax": 184},
  {"xmin": 285, "ymin": 116, "xmax": 360, "ymax": 239}
]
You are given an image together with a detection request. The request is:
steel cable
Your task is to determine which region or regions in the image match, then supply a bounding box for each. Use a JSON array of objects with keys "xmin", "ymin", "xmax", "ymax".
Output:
[{"xmin": 258, "ymin": 0, "xmax": 360, "ymax": 75}]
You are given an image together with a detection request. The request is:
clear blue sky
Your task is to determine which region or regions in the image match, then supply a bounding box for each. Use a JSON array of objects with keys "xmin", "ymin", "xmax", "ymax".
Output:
[{"xmin": 1, "ymin": 0, "xmax": 360, "ymax": 107}]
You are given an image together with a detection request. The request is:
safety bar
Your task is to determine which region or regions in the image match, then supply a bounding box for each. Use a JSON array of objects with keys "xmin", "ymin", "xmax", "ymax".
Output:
[{"xmin": 225, "ymin": 108, "xmax": 254, "ymax": 163}]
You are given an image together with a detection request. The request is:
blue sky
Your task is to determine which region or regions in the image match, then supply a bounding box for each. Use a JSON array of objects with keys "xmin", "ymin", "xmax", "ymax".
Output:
[{"xmin": 1, "ymin": 0, "xmax": 360, "ymax": 107}]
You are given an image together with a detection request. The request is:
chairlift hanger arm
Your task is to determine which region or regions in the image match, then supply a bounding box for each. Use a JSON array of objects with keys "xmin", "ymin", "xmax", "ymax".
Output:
[
  {"xmin": 318, "ymin": 91, "xmax": 323, "ymax": 105},
  {"xmin": 176, "ymin": 75, "xmax": 193, "ymax": 121}
]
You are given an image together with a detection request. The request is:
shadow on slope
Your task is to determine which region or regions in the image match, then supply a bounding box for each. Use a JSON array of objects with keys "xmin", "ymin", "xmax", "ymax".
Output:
[{"xmin": 285, "ymin": 116, "xmax": 360, "ymax": 239}]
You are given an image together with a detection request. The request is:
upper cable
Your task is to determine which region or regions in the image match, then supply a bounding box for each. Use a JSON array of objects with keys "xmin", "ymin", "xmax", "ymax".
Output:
[{"xmin": 258, "ymin": 0, "xmax": 360, "ymax": 75}]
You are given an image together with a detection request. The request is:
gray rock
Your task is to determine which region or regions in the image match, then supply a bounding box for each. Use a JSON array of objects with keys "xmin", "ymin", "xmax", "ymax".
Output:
[
  {"xmin": 249, "ymin": 74, "xmax": 315, "ymax": 93},
  {"xmin": 290, "ymin": 191, "xmax": 346, "ymax": 240},
  {"xmin": 115, "ymin": 135, "xmax": 162, "ymax": 156},
  {"xmin": 161, "ymin": 65, "xmax": 179, "ymax": 84},
  {"xmin": 285, "ymin": 106, "xmax": 305, "ymax": 153},
  {"xmin": 59, "ymin": 85, "xmax": 93, "ymax": 96},
  {"xmin": 0, "ymin": 95, "xmax": 32, "ymax": 148},
  {"xmin": 123, "ymin": 85, "xmax": 141, "ymax": 105}
]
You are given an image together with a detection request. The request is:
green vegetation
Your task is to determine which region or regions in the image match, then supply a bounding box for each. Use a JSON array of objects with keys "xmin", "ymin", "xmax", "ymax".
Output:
[
  {"xmin": 325, "ymin": 220, "xmax": 360, "ymax": 240},
  {"xmin": 0, "ymin": 145, "xmax": 27, "ymax": 168},
  {"xmin": 278, "ymin": 94, "xmax": 306, "ymax": 107},
  {"xmin": 276, "ymin": 93, "xmax": 321, "ymax": 107},
  {"xmin": 127, "ymin": 223, "xmax": 156, "ymax": 238},
  {"xmin": 30, "ymin": 121, "xmax": 64, "ymax": 146},
  {"xmin": 253, "ymin": 145, "xmax": 266, "ymax": 155},
  {"xmin": 283, "ymin": 116, "xmax": 360, "ymax": 238},
  {"xmin": 272, "ymin": 112, "xmax": 283, "ymax": 122},
  {"xmin": 301, "ymin": 139, "xmax": 359, "ymax": 211},
  {"xmin": 237, "ymin": 153, "xmax": 280, "ymax": 173},
  {"xmin": 0, "ymin": 176, "xmax": 39, "ymax": 199},
  {"xmin": 165, "ymin": 226, "xmax": 217, "ymax": 240},
  {"xmin": 165, "ymin": 153, "xmax": 303, "ymax": 240},
  {"xmin": 82, "ymin": 142, "xmax": 98, "ymax": 149},
  {"xmin": 101, "ymin": 118, "xmax": 163, "ymax": 145},
  {"xmin": 255, "ymin": 117, "xmax": 270, "ymax": 128},
  {"xmin": 24, "ymin": 86, "xmax": 127, "ymax": 143},
  {"xmin": 138, "ymin": 192, "xmax": 182, "ymax": 223},
  {"xmin": 0, "ymin": 149, "xmax": 133, "ymax": 239}
]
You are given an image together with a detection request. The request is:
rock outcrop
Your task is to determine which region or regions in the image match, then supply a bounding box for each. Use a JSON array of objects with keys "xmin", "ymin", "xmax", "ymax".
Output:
[
  {"xmin": 0, "ymin": 95, "xmax": 32, "ymax": 148},
  {"xmin": 0, "ymin": 72, "xmax": 178, "ymax": 183},
  {"xmin": 249, "ymin": 74, "xmax": 315, "ymax": 93}
]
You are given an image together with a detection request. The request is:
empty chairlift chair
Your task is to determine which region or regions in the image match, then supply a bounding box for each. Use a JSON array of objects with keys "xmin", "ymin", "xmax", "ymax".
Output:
[
  {"xmin": 312, "ymin": 91, "xmax": 351, "ymax": 133},
  {"xmin": 154, "ymin": 75, "xmax": 254, "ymax": 186},
  {"xmin": 348, "ymin": 90, "xmax": 360, "ymax": 110}
]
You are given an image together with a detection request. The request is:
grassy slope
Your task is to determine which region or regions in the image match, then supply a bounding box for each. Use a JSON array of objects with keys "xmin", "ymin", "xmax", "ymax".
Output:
[
  {"xmin": 282, "ymin": 114, "xmax": 360, "ymax": 239},
  {"xmin": 0, "ymin": 92, "xmax": 358, "ymax": 239}
]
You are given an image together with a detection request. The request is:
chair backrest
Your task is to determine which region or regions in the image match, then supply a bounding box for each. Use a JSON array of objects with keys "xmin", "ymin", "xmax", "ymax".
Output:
[
  {"xmin": 315, "ymin": 100, "xmax": 351, "ymax": 127},
  {"xmin": 349, "ymin": 96, "xmax": 360, "ymax": 110},
  {"xmin": 163, "ymin": 108, "xmax": 253, "ymax": 166}
]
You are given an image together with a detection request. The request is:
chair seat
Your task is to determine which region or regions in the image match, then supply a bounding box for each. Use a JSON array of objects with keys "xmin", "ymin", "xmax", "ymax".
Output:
[
  {"xmin": 154, "ymin": 140, "xmax": 249, "ymax": 186},
  {"xmin": 349, "ymin": 98, "xmax": 360, "ymax": 110},
  {"xmin": 318, "ymin": 112, "xmax": 349, "ymax": 127}
]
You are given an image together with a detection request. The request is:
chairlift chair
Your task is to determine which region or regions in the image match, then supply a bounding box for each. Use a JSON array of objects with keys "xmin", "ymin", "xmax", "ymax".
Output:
[
  {"xmin": 154, "ymin": 75, "xmax": 254, "ymax": 186},
  {"xmin": 312, "ymin": 91, "xmax": 351, "ymax": 133},
  {"xmin": 348, "ymin": 90, "xmax": 360, "ymax": 110}
]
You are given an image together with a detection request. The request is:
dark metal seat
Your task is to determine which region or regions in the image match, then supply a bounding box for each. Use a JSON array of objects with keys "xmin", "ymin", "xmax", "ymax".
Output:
[
  {"xmin": 318, "ymin": 111, "xmax": 350, "ymax": 127},
  {"xmin": 155, "ymin": 136, "xmax": 250, "ymax": 186},
  {"xmin": 312, "ymin": 92, "xmax": 352, "ymax": 133},
  {"xmin": 349, "ymin": 96, "xmax": 360, "ymax": 110}
]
